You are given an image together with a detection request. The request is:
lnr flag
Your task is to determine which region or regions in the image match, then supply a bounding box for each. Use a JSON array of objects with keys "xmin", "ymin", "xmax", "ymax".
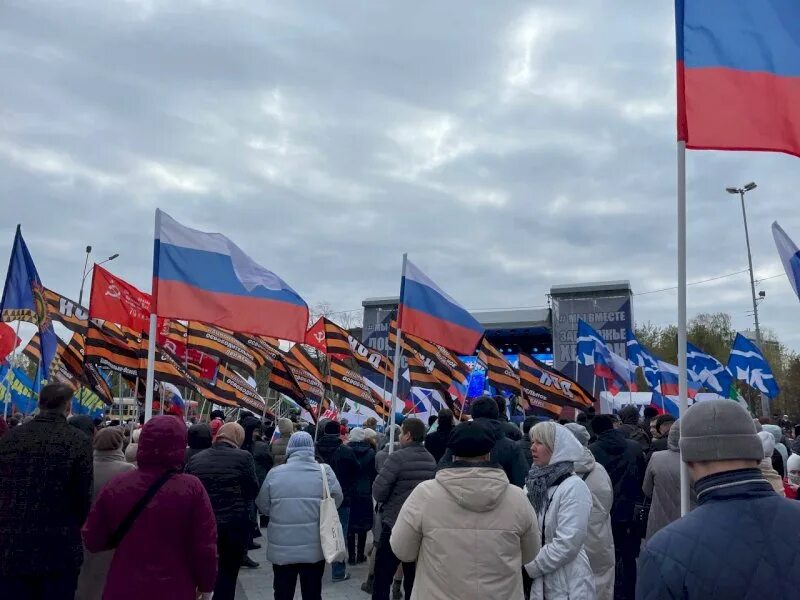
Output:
[
  {"xmin": 152, "ymin": 209, "xmax": 309, "ymax": 342},
  {"xmin": 676, "ymin": 1, "xmax": 800, "ymax": 157}
]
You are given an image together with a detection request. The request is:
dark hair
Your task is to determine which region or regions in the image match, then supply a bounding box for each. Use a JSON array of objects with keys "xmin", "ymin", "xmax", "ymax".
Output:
[
  {"xmin": 402, "ymin": 417, "xmax": 426, "ymax": 443},
  {"xmin": 758, "ymin": 417, "xmax": 773, "ymax": 425},
  {"xmin": 324, "ymin": 420, "xmax": 341, "ymax": 435},
  {"xmin": 522, "ymin": 415, "xmax": 541, "ymax": 435},
  {"xmin": 38, "ymin": 383, "xmax": 73, "ymax": 411},
  {"xmin": 437, "ymin": 408, "xmax": 454, "ymax": 430},
  {"xmin": 655, "ymin": 414, "xmax": 677, "ymax": 432},
  {"xmin": 210, "ymin": 409, "xmax": 226, "ymax": 421},
  {"xmin": 592, "ymin": 414, "xmax": 615, "ymax": 435},
  {"xmin": 558, "ymin": 418, "xmax": 570, "ymax": 425},
  {"xmin": 576, "ymin": 413, "xmax": 588, "ymax": 425},
  {"xmin": 643, "ymin": 406, "xmax": 659, "ymax": 420},
  {"xmin": 493, "ymin": 395, "xmax": 507, "ymax": 415},
  {"xmin": 471, "ymin": 396, "xmax": 500, "ymax": 420},
  {"xmin": 427, "ymin": 415, "xmax": 438, "ymax": 428}
]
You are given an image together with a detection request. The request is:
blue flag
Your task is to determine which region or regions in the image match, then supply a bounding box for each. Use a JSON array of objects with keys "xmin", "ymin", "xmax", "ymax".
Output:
[
  {"xmin": 687, "ymin": 343, "xmax": 733, "ymax": 395},
  {"xmin": 0, "ymin": 364, "xmax": 39, "ymax": 414},
  {"xmin": 772, "ymin": 221, "xmax": 800, "ymax": 302},
  {"xmin": 0, "ymin": 226, "xmax": 57, "ymax": 384},
  {"xmin": 626, "ymin": 330, "xmax": 661, "ymax": 390},
  {"xmin": 727, "ymin": 333, "xmax": 780, "ymax": 399}
]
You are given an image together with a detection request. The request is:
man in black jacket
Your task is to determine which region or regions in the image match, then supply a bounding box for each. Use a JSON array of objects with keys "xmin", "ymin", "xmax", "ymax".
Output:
[
  {"xmin": 316, "ymin": 419, "xmax": 359, "ymax": 582},
  {"xmin": 186, "ymin": 421, "xmax": 260, "ymax": 600},
  {"xmin": 423, "ymin": 408, "xmax": 454, "ymax": 463},
  {"xmin": 438, "ymin": 396, "xmax": 528, "ymax": 487},
  {"xmin": 372, "ymin": 417, "xmax": 436, "ymax": 600},
  {"xmin": 589, "ymin": 414, "xmax": 646, "ymax": 600},
  {"xmin": 494, "ymin": 395, "xmax": 523, "ymax": 441},
  {"xmin": 0, "ymin": 383, "xmax": 93, "ymax": 600}
]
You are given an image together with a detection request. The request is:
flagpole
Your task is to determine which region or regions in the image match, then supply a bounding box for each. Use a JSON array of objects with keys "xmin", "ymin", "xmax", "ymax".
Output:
[
  {"xmin": 677, "ymin": 140, "xmax": 690, "ymax": 517},
  {"xmin": 388, "ymin": 253, "xmax": 408, "ymax": 454},
  {"xmin": 144, "ymin": 314, "xmax": 157, "ymax": 422}
]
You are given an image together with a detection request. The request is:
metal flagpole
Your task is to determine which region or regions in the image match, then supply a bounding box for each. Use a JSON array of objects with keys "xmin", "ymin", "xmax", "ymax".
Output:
[
  {"xmin": 118, "ymin": 374, "xmax": 124, "ymax": 422},
  {"xmin": 388, "ymin": 253, "xmax": 408, "ymax": 454},
  {"xmin": 2, "ymin": 321, "xmax": 20, "ymax": 419},
  {"xmin": 144, "ymin": 211, "xmax": 162, "ymax": 423},
  {"xmin": 677, "ymin": 140, "xmax": 690, "ymax": 517}
]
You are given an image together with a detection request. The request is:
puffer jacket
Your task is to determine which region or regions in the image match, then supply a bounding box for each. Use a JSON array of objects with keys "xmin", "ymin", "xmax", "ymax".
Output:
[
  {"xmin": 256, "ymin": 448, "xmax": 343, "ymax": 565},
  {"xmin": 643, "ymin": 423, "xmax": 697, "ymax": 541},
  {"xmin": 391, "ymin": 464, "xmax": 540, "ymax": 600},
  {"xmin": 589, "ymin": 428, "xmax": 645, "ymax": 523},
  {"xmin": 439, "ymin": 418, "xmax": 528, "ymax": 487},
  {"xmin": 637, "ymin": 468, "xmax": 800, "ymax": 599},
  {"xmin": 186, "ymin": 442, "xmax": 259, "ymax": 526},
  {"xmin": 270, "ymin": 418, "xmax": 293, "ymax": 466},
  {"xmin": 373, "ymin": 442, "xmax": 436, "ymax": 528},
  {"xmin": 573, "ymin": 445, "xmax": 615, "ymax": 600},
  {"xmin": 316, "ymin": 433, "xmax": 359, "ymax": 507}
]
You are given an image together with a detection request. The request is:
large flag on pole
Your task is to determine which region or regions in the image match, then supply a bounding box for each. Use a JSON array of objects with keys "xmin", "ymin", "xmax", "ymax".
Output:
[
  {"xmin": 727, "ymin": 333, "xmax": 780, "ymax": 399},
  {"xmin": 89, "ymin": 264, "xmax": 151, "ymax": 332},
  {"xmin": 152, "ymin": 209, "xmax": 309, "ymax": 342},
  {"xmin": 398, "ymin": 259, "xmax": 484, "ymax": 355},
  {"xmin": 686, "ymin": 342, "xmax": 733, "ymax": 395},
  {"xmin": 771, "ymin": 221, "xmax": 800, "ymax": 301},
  {"xmin": 1, "ymin": 226, "xmax": 57, "ymax": 384},
  {"xmin": 676, "ymin": 0, "xmax": 800, "ymax": 157}
]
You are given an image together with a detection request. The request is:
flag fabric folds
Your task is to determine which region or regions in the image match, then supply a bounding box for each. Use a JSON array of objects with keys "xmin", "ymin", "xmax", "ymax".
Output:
[
  {"xmin": 187, "ymin": 322, "xmax": 260, "ymax": 378},
  {"xmin": 626, "ymin": 330, "xmax": 661, "ymax": 391},
  {"xmin": 328, "ymin": 358, "xmax": 388, "ymax": 418},
  {"xmin": 44, "ymin": 288, "xmax": 88, "ymax": 335},
  {"xmin": 476, "ymin": 339, "xmax": 520, "ymax": 396},
  {"xmin": 152, "ymin": 209, "xmax": 308, "ymax": 341},
  {"xmin": 398, "ymin": 259, "xmax": 484, "ymax": 355},
  {"xmin": 576, "ymin": 320, "xmax": 634, "ymax": 394},
  {"xmin": 686, "ymin": 342, "xmax": 733, "ymax": 395},
  {"xmin": 676, "ymin": 0, "xmax": 800, "ymax": 157},
  {"xmin": 85, "ymin": 322, "xmax": 142, "ymax": 379},
  {"xmin": 89, "ymin": 264, "xmax": 151, "ymax": 332},
  {"xmin": 518, "ymin": 353, "xmax": 593, "ymax": 416},
  {"xmin": 727, "ymin": 333, "xmax": 780, "ymax": 399},
  {"xmin": 310, "ymin": 317, "xmax": 394, "ymax": 379},
  {"xmin": 772, "ymin": 221, "xmax": 800, "ymax": 301}
]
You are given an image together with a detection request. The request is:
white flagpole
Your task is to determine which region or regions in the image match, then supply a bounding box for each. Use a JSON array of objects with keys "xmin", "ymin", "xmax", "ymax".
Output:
[
  {"xmin": 388, "ymin": 253, "xmax": 408, "ymax": 454},
  {"xmin": 144, "ymin": 210, "xmax": 161, "ymax": 423},
  {"xmin": 677, "ymin": 140, "xmax": 690, "ymax": 517}
]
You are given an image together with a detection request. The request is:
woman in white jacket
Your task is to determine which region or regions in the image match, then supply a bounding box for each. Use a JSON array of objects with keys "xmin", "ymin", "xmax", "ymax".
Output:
[{"xmin": 524, "ymin": 421, "xmax": 595, "ymax": 600}]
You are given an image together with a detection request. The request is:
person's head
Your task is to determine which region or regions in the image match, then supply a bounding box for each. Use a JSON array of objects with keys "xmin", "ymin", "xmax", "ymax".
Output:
[
  {"xmin": 470, "ymin": 396, "xmax": 500, "ymax": 421},
  {"xmin": 618, "ymin": 404, "xmax": 640, "ymax": 426},
  {"xmin": 530, "ymin": 421, "xmax": 584, "ymax": 467},
  {"xmin": 564, "ymin": 422, "xmax": 590, "ymax": 447},
  {"xmin": 349, "ymin": 427, "xmax": 366, "ymax": 443},
  {"xmin": 787, "ymin": 453, "xmax": 800, "ymax": 486},
  {"xmin": 400, "ymin": 417, "xmax": 426, "ymax": 446},
  {"xmin": 757, "ymin": 430, "xmax": 775, "ymax": 460},
  {"xmin": 136, "ymin": 416, "xmax": 188, "ymax": 471},
  {"xmin": 522, "ymin": 415, "xmax": 542, "ymax": 438},
  {"xmin": 437, "ymin": 408, "xmax": 454, "ymax": 431},
  {"xmin": 187, "ymin": 423, "xmax": 213, "ymax": 450},
  {"xmin": 364, "ymin": 428, "xmax": 378, "ymax": 448},
  {"xmin": 655, "ymin": 414, "xmax": 677, "ymax": 438},
  {"xmin": 447, "ymin": 421, "xmax": 495, "ymax": 462},
  {"xmin": 68, "ymin": 415, "xmax": 96, "ymax": 440},
  {"xmin": 277, "ymin": 417, "xmax": 294, "ymax": 435},
  {"xmin": 758, "ymin": 416, "xmax": 773, "ymax": 425},
  {"xmin": 427, "ymin": 415, "xmax": 438, "ymax": 428},
  {"xmin": 286, "ymin": 431, "xmax": 315, "ymax": 458},
  {"xmin": 210, "ymin": 409, "xmax": 225, "ymax": 421},
  {"xmin": 363, "ymin": 417, "xmax": 378, "ymax": 431},
  {"xmin": 215, "ymin": 422, "xmax": 245, "ymax": 448},
  {"xmin": 576, "ymin": 412, "xmax": 588, "ymax": 426},
  {"xmin": 493, "ymin": 395, "xmax": 508, "ymax": 419},
  {"xmin": 93, "ymin": 426, "xmax": 125, "ymax": 453},
  {"xmin": 762, "ymin": 424, "xmax": 783, "ymax": 446},
  {"xmin": 340, "ymin": 419, "xmax": 349, "ymax": 428},
  {"xmin": 38, "ymin": 383, "xmax": 72, "ymax": 415},
  {"xmin": 324, "ymin": 420, "xmax": 341, "ymax": 436},
  {"xmin": 591, "ymin": 414, "xmax": 615, "ymax": 436},
  {"xmin": 680, "ymin": 399, "xmax": 763, "ymax": 481},
  {"xmin": 209, "ymin": 417, "xmax": 223, "ymax": 440}
]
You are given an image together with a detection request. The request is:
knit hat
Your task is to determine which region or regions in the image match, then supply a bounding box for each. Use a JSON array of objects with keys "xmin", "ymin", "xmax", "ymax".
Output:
[
  {"xmin": 216, "ymin": 422, "xmax": 245, "ymax": 448},
  {"xmin": 679, "ymin": 399, "xmax": 763, "ymax": 462},
  {"xmin": 94, "ymin": 427, "xmax": 124, "ymax": 451},
  {"xmin": 324, "ymin": 420, "xmax": 341, "ymax": 435},
  {"xmin": 787, "ymin": 453, "xmax": 800, "ymax": 485},
  {"xmin": 565, "ymin": 422, "xmax": 590, "ymax": 447},
  {"xmin": 447, "ymin": 421, "xmax": 495, "ymax": 458},
  {"xmin": 654, "ymin": 413, "xmax": 677, "ymax": 433},
  {"xmin": 591, "ymin": 414, "xmax": 615, "ymax": 435},
  {"xmin": 757, "ymin": 430, "xmax": 775, "ymax": 459},
  {"xmin": 286, "ymin": 431, "xmax": 315, "ymax": 457},
  {"xmin": 349, "ymin": 427, "xmax": 366, "ymax": 443}
]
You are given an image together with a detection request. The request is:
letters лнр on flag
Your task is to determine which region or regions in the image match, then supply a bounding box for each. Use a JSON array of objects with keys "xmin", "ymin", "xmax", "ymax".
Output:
[{"xmin": 771, "ymin": 221, "xmax": 800, "ymax": 302}]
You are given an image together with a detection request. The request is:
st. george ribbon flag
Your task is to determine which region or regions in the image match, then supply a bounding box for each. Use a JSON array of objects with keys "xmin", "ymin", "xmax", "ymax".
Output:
[
  {"xmin": 676, "ymin": 0, "xmax": 800, "ymax": 157},
  {"xmin": 727, "ymin": 333, "xmax": 780, "ymax": 400},
  {"xmin": 772, "ymin": 221, "xmax": 800, "ymax": 302}
]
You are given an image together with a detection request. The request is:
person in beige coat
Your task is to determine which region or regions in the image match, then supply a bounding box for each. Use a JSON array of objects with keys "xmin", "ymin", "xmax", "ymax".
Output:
[
  {"xmin": 76, "ymin": 427, "xmax": 137, "ymax": 600},
  {"xmin": 390, "ymin": 421, "xmax": 540, "ymax": 600},
  {"xmin": 758, "ymin": 430, "xmax": 786, "ymax": 496},
  {"xmin": 566, "ymin": 423, "xmax": 615, "ymax": 600},
  {"xmin": 124, "ymin": 427, "xmax": 141, "ymax": 464}
]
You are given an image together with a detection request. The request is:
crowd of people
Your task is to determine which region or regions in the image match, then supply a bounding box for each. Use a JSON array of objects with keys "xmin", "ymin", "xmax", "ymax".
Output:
[{"xmin": 1, "ymin": 383, "xmax": 800, "ymax": 599}]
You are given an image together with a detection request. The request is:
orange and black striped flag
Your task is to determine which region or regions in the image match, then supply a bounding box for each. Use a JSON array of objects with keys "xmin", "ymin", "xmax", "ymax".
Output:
[
  {"xmin": 187, "ymin": 322, "xmax": 260, "ymax": 377},
  {"xmin": 518, "ymin": 353, "xmax": 593, "ymax": 414},
  {"xmin": 328, "ymin": 358, "xmax": 388, "ymax": 419},
  {"xmin": 44, "ymin": 288, "xmax": 88, "ymax": 335},
  {"xmin": 282, "ymin": 346, "xmax": 325, "ymax": 419},
  {"xmin": 209, "ymin": 363, "xmax": 273, "ymax": 417},
  {"xmin": 311, "ymin": 318, "xmax": 394, "ymax": 379},
  {"xmin": 84, "ymin": 321, "xmax": 142, "ymax": 379},
  {"xmin": 477, "ymin": 339, "xmax": 520, "ymax": 396},
  {"xmin": 389, "ymin": 321, "xmax": 469, "ymax": 388}
]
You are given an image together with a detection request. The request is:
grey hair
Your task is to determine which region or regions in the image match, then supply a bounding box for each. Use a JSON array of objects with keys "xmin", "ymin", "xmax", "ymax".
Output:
[{"xmin": 530, "ymin": 421, "xmax": 557, "ymax": 453}]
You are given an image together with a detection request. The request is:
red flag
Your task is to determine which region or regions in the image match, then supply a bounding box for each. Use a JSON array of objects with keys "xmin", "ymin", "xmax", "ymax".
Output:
[
  {"xmin": 304, "ymin": 318, "xmax": 327, "ymax": 353},
  {"xmin": 0, "ymin": 323, "xmax": 20, "ymax": 363},
  {"xmin": 89, "ymin": 264, "xmax": 151, "ymax": 332},
  {"xmin": 156, "ymin": 333, "xmax": 218, "ymax": 380}
]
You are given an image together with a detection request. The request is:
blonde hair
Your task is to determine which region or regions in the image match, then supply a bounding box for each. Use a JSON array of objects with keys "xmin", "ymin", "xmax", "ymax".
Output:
[{"xmin": 530, "ymin": 421, "xmax": 556, "ymax": 454}]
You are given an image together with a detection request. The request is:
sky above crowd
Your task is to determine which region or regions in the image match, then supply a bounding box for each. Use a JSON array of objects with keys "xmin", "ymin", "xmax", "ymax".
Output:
[{"xmin": 2, "ymin": 1, "xmax": 800, "ymax": 351}]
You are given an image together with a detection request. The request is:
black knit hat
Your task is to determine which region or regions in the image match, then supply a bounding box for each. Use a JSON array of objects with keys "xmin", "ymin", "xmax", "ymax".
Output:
[
  {"xmin": 447, "ymin": 421, "xmax": 496, "ymax": 458},
  {"xmin": 592, "ymin": 414, "xmax": 615, "ymax": 435},
  {"xmin": 324, "ymin": 420, "xmax": 341, "ymax": 435}
]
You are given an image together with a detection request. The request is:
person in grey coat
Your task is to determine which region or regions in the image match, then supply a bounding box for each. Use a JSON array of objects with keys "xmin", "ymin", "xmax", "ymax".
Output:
[
  {"xmin": 256, "ymin": 431, "xmax": 342, "ymax": 600},
  {"xmin": 270, "ymin": 418, "xmax": 294, "ymax": 467},
  {"xmin": 642, "ymin": 419, "xmax": 696, "ymax": 541}
]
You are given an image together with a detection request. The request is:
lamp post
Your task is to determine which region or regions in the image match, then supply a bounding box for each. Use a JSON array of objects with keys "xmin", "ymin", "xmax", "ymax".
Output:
[
  {"xmin": 725, "ymin": 182, "xmax": 769, "ymax": 417},
  {"xmin": 78, "ymin": 251, "xmax": 119, "ymax": 306}
]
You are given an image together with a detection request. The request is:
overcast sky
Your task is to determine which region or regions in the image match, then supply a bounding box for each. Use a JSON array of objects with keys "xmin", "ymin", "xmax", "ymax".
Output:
[{"xmin": 2, "ymin": 1, "xmax": 799, "ymax": 352}]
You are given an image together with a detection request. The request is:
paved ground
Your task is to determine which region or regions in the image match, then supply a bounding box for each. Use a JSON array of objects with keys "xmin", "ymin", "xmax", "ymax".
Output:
[{"xmin": 236, "ymin": 541, "xmax": 373, "ymax": 600}]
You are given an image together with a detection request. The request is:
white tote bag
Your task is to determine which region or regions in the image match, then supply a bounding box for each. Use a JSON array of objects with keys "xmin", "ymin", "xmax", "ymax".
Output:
[{"xmin": 318, "ymin": 463, "xmax": 347, "ymax": 563}]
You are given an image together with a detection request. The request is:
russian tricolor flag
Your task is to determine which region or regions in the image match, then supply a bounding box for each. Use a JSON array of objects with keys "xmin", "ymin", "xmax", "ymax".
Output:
[
  {"xmin": 152, "ymin": 210, "xmax": 308, "ymax": 342},
  {"xmin": 676, "ymin": 0, "xmax": 800, "ymax": 157},
  {"xmin": 398, "ymin": 259, "xmax": 484, "ymax": 355}
]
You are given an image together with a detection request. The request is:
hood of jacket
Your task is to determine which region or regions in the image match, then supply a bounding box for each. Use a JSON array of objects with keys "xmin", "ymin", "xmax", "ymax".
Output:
[
  {"xmin": 349, "ymin": 440, "xmax": 373, "ymax": 458},
  {"xmin": 436, "ymin": 465, "xmax": 510, "ymax": 512},
  {"xmin": 757, "ymin": 430, "xmax": 775, "ymax": 458},
  {"xmin": 667, "ymin": 419, "xmax": 680, "ymax": 451},
  {"xmin": 136, "ymin": 415, "xmax": 187, "ymax": 471},
  {"xmin": 278, "ymin": 418, "xmax": 294, "ymax": 435},
  {"xmin": 318, "ymin": 433, "xmax": 342, "ymax": 452},
  {"xmin": 618, "ymin": 405, "xmax": 641, "ymax": 426},
  {"xmin": 761, "ymin": 424, "xmax": 782, "ymax": 445},
  {"xmin": 550, "ymin": 423, "xmax": 586, "ymax": 464},
  {"xmin": 572, "ymin": 446, "xmax": 596, "ymax": 475},
  {"xmin": 187, "ymin": 423, "xmax": 212, "ymax": 450},
  {"xmin": 131, "ymin": 428, "xmax": 141, "ymax": 443},
  {"xmin": 595, "ymin": 428, "xmax": 631, "ymax": 455},
  {"xmin": 94, "ymin": 448, "xmax": 127, "ymax": 462}
]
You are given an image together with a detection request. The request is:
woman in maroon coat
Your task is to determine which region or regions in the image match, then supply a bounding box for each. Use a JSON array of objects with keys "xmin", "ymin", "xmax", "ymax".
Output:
[{"xmin": 82, "ymin": 416, "xmax": 218, "ymax": 600}]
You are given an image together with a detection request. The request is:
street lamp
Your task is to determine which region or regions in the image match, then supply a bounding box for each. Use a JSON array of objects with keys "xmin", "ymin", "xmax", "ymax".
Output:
[
  {"xmin": 78, "ymin": 251, "xmax": 119, "ymax": 306},
  {"xmin": 725, "ymin": 181, "xmax": 768, "ymax": 416}
]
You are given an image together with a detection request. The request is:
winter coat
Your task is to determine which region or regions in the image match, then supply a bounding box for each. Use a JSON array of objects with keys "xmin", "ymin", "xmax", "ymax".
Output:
[
  {"xmin": 124, "ymin": 428, "xmax": 140, "ymax": 464},
  {"xmin": 0, "ymin": 411, "xmax": 93, "ymax": 576},
  {"xmin": 637, "ymin": 467, "xmax": 800, "ymax": 599},
  {"xmin": 82, "ymin": 416, "xmax": 218, "ymax": 600},
  {"xmin": 498, "ymin": 416, "xmax": 523, "ymax": 441},
  {"xmin": 423, "ymin": 425, "xmax": 453, "ymax": 464},
  {"xmin": 518, "ymin": 436, "xmax": 534, "ymax": 469},
  {"xmin": 185, "ymin": 423, "xmax": 212, "ymax": 464},
  {"xmin": 618, "ymin": 405, "xmax": 651, "ymax": 454},
  {"xmin": 348, "ymin": 440, "xmax": 377, "ymax": 532},
  {"xmin": 186, "ymin": 442, "xmax": 260, "ymax": 526},
  {"xmin": 270, "ymin": 418, "xmax": 294, "ymax": 466},
  {"xmin": 373, "ymin": 442, "xmax": 437, "ymax": 528},
  {"xmin": 763, "ymin": 425, "xmax": 789, "ymax": 476},
  {"xmin": 439, "ymin": 418, "xmax": 529, "ymax": 487},
  {"xmin": 589, "ymin": 428, "xmax": 645, "ymax": 523},
  {"xmin": 573, "ymin": 446, "xmax": 615, "ymax": 600},
  {"xmin": 316, "ymin": 433, "xmax": 359, "ymax": 507},
  {"xmin": 391, "ymin": 464, "xmax": 540, "ymax": 600},
  {"xmin": 256, "ymin": 449, "xmax": 343, "ymax": 565},
  {"xmin": 642, "ymin": 425, "xmax": 697, "ymax": 541},
  {"xmin": 252, "ymin": 440, "xmax": 274, "ymax": 485},
  {"xmin": 760, "ymin": 458, "xmax": 786, "ymax": 496},
  {"xmin": 76, "ymin": 449, "xmax": 137, "ymax": 600}
]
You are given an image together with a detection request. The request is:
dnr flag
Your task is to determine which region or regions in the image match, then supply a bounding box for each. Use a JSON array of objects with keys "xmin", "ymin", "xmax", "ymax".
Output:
[
  {"xmin": 518, "ymin": 354, "xmax": 593, "ymax": 417},
  {"xmin": 307, "ymin": 318, "xmax": 393, "ymax": 379},
  {"xmin": 328, "ymin": 358, "xmax": 388, "ymax": 419},
  {"xmin": 477, "ymin": 339, "xmax": 520, "ymax": 396},
  {"xmin": 187, "ymin": 322, "xmax": 260, "ymax": 377}
]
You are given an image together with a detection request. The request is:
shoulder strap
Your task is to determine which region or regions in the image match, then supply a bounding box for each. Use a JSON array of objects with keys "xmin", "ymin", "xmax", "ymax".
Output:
[
  {"xmin": 320, "ymin": 463, "xmax": 331, "ymax": 500},
  {"xmin": 108, "ymin": 469, "xmax": 176, "ymax": 549},
  {"xmin": 540, "ymin": 472, "xmax": 575, "ymax": 547}
]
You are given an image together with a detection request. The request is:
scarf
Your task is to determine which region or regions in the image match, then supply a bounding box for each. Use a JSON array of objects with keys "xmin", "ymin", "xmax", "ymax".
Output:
[{"xmin": 525, "ymin": 460, "xmax": 574, "ymax": 513}]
